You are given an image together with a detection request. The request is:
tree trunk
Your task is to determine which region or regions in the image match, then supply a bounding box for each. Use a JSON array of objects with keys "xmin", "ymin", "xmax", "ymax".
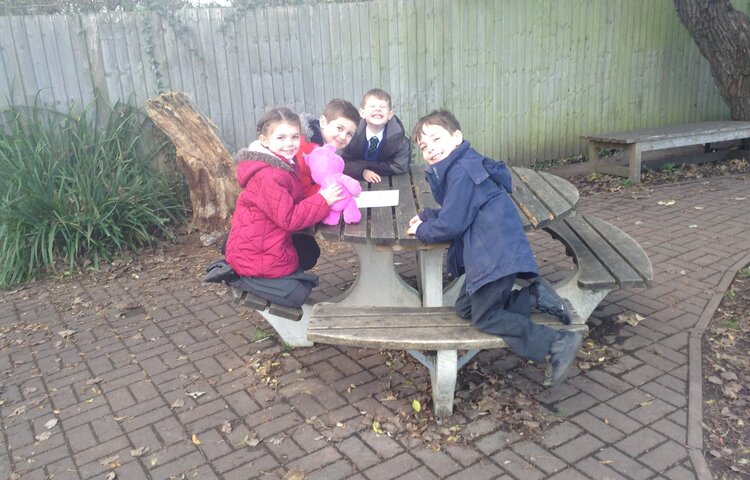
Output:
[
  {"xmin": 146, "ymin": 92, "xmax": 238, "ymax": 232},
  {"xmin": 674, "ymin": 0, "xmax": 750, "ymax": 120}
]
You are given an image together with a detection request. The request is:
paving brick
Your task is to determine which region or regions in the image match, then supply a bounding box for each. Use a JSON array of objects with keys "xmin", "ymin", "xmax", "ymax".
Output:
[
  {"xmin": 552, "ymin": 433, "xmax": 604, "ymax": 463},
  {"xmin": 444, "ymin": 459, "xmax": 506, "ymax": 480},
  {"xmin": 512, "ymin": 441, "xmax": 566, "ymax": 474},
  {"xmin": 639, "ymin": 439, "xmax": 689, "ymax": 473},
  {"xmin": 337, "ymin": 436, "xmax": 380, "ymax": 470},
  {"xmin": 211, "ymin": 444, "xmax": 268, "ymax": 473},
  {"xmin": 570, "ymin": 411, "xmax": 626, "ymax": 444},
  {"xmin": 474, "ymin": 429, "xmax": 522, "ymax": 456},
  {"xmin": 614, "ymin": 427, "xmax": 666, "ymax": 456},
  {"xmin": 573, "ymin": 456, "xmax": 628, "ymax": 480},
  {"xmin": 73, "ymin": 435, "xmax": 130, "ymax": 467},
  {"xmin": 147, "ymin": 450, "xmax": 207, "ymax": 479},
  {"xmin": 554, "ymin": 392, "xmax": 599, "ymax": 416},
  {"xmin": 490, "ymin": 449, "xmax": 545, "ymax": 479},
  {"xmin": 595, "ymin": 447, "xmax": 654, "ymax": 480},
  {"xmin": 67, "ymin": 423, "xmax": 98, "ymax": 452},
  {"xmin": 307, "ymin": 459, "xmax": 358, "ymax": 480}
]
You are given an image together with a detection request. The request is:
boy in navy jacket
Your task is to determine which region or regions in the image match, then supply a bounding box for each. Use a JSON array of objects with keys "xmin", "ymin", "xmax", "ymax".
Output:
[
  {"xmin": 342, "ymin": 89, "xmax": 411, "ymax": 182},
  {"xmin": 407, "ymin": 110, "xmax": 582, "ymax": 386}
]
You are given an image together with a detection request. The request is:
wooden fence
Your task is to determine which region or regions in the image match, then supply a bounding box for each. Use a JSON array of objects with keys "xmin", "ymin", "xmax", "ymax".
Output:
[{"xmin": 0, "ymin": 0, "xmax": 744, "ymax": 164}]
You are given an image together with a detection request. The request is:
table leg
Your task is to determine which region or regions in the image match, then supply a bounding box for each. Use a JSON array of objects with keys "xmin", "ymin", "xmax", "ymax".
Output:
[
  {"xmin": 417, "ymin": 248, "xmax": 445, "ymax": 307},
  {"xmin": 337, "ymin": 243, "xmax": 421, "ymax": 307},
  {"xmin": 257, "ymin": 303, "xmax": 313, "ymax": 347}
]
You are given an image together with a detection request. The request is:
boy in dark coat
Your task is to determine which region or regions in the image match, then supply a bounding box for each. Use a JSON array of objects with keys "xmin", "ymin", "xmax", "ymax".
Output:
[
  {"xmin": 407, "ymin": 110, "xmax": 582, "ymax": 386},
  {"xmin": 342, "ymin": 89, "xmax": 411, "ymax": 183}
]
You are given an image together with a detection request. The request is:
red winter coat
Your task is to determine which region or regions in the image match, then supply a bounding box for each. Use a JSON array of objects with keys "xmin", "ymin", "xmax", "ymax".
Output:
[
  {"xmin": 225, "ymin": 143, "xmax": 330, "ymax": 278},
  {"xmin": 296, "ymin": 136, "xmax": 321, "ymax": 197}
]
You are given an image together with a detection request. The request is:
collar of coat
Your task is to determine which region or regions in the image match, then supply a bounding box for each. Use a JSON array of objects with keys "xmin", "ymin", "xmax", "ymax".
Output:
[
  {"xmin": 426, "ymin": 140, "xmax": 489, "ymax": 186},
  {"xmin": 234, "ymin": 141, "xmax": 294, "ymax": 173}
]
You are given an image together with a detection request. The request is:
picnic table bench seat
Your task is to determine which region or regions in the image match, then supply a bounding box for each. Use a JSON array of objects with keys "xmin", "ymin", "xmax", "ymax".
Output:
[
  {"xmin": 584, "ymin": 120, "xmax": 750, "ymax": 183},
  {"xmin": 307, "ymin": 213, "xmax": 653, "ymax": 417},
  {"xmin": 309, "ymin": 304, "xmax": 588, "ymax": 418},
  {"xmin": 544, "ymin": 214, "xmax": 653, "ymax": 323}
]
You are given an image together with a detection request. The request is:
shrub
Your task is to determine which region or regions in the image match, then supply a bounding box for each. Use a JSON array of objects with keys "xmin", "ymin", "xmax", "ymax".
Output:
[{"xmin": 0, "ymin": 98, "xmax": 186, "ymax": 286}]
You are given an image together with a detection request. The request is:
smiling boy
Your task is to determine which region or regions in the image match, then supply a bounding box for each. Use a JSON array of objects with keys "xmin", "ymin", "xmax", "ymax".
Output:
[
  {"xmin": 296, "ymin": 98, "xmax": 360, "ymax": 197},
  {"xmin": 407, "ymin": 109, "xmax": 582, "ymax": 387},
  {"xmin": 342, "ymin": 89, "xmax": 411, "ymax": 183}
]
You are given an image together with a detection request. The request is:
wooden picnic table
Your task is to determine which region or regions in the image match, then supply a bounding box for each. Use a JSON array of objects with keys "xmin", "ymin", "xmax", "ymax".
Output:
[{"xmin": 314, "ymin": 164, "xmax": 580, "ymax": 308}]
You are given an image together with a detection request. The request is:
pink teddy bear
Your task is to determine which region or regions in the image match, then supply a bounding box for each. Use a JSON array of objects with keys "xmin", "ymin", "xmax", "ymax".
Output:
[{"xmin": 305, "ymin": 144, "xmax": 363, "ymax": 225}]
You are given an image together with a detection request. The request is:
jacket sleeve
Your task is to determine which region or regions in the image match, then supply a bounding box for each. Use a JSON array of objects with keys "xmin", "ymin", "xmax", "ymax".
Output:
[
  {"xmin": 249, "ymin": 175, "xmax": 329, "ymax": 232},
  {"xmin": 297, "ymin": 139, "xmax": 321, "ymax": 197},
  {"xmin": 414, "ymin": 173, "xmax": 482, "ymax": 244}
]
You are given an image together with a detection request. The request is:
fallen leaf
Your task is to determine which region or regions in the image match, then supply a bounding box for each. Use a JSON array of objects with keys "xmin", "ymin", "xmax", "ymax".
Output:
[
  {"xmin": 191, "ymin": 434, "xmax": 201, "ymax": 445},
  {"xmin": 100, "ymin": 454, "xmax": 120, "ymax": 468},
  {"xmin": 657, "ymin": 199, "xmax": 676, "ymax": 206},
  {"xmin": 105, "ymin": 472, "xmax": 116, "ymax": 480},
  {"xmin": 284, "ymin": 469, "xmax": 305, "ymax": 480},
  {"xmin": 411, "ymin": 399, "xmax": 421, "ymax": 413},
  {"xmin": 35, "ymin": 431, "xmax": 51, "ymax": 442},
  {"xmin": 372, "ymin": 420, "xmax": 384, "ymax": 435},
  {"xmin": 130, "ymin": 446, "xmax": 149, "ymax": 457},
  {"xmin": 170, "ymin": 398, "xmax": 185, "ymax": 409},
  {"xmin": 10, "ymin": 406, "xmax": 26, "ymax": 417},
  {"xmin": 186, "ymin": 391, "xmax": 206, "ymax": 399},
  {"xmin": 58, "ymin": 330, "xmax": 77, "ymax": 338},
  {"xmin": 615, "ymin": 313, "xmax": 644, "ymax": 327},
  {"xmin": 44, "ymin": 418, "xmax": 58, "ymax": 429},
  {"xmin": 221, "ymin": 421, "xmax": 232, "ymax": 433},
  {"xmin": 268, "ymin": 437, "xmax": 284, "ymax": 445}
]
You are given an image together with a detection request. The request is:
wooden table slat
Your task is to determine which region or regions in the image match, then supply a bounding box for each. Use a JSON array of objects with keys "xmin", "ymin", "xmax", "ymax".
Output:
[
  {"xmin": 392, "ymin": 173, "xmax": 419, "ymax": 245},
  {"xmin": 545, "ymin": 219, "xmax": 617, "ymax": 288},
  {"xmin": 509, "ymin": 168, "xmax": 553, "ymax": 230}
]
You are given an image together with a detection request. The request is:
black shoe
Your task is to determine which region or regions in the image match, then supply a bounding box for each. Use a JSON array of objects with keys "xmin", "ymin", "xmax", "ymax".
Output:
[
  {"xmin": 546, "ymin": 331, "xmax": 583, "ymax": 386},
  {"xmin": 531, "ymin": 278, "xmax": 572, "ymax": 324}
]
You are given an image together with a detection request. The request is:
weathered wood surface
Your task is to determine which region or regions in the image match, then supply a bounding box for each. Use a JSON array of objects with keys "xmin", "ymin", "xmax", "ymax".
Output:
[
  {"xmin": 317, "ymin": 166, "xmax": 579, "ymax": 245},
  {"xmin": 0, "ymin": 4, "xmax": 733, "ymax": 166},
  {"xmin": 545, "ymin": 215, "xmax": 653, "ymax": 290},
  {"xmin": 146, "ymin": 91, "xmax": 239, "ymax": 232},
  {"xmin": 308, "ymin": 304, "xmax": 587, "ymax": 350},
  {"xmin": 583, "ymin": 121, "xmax": 750, "ymax": 150}
]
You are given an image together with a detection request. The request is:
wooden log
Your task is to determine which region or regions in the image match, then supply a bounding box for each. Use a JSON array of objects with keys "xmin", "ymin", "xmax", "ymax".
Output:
[{"xmin": 145, "ymin": 91, "xmax": 238, "ymax": 231}]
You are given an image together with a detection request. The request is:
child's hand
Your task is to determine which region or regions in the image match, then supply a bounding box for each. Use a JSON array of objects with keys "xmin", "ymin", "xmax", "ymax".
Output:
[
  {"xmin": 363, "ymin": 169, "xmax": 381, "ymax": 183},
  {"xmin": 407, "ymin": 216, "xmax": 422, "ymax": 235},
  {"xmin": 320, "ymin": 183, "xmax": 345, "ymax": 205}
]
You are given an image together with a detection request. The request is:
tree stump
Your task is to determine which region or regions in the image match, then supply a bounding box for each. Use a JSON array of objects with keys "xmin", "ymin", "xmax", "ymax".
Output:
[{"xmin": 145, "ymin": 91, "xmax": 238, "ymax": 232}]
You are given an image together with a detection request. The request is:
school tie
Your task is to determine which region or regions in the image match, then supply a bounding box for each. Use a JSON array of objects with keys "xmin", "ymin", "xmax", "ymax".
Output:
[{"xmin": 367, "ymin": 136, "xmax": 379, "ymax": 159}]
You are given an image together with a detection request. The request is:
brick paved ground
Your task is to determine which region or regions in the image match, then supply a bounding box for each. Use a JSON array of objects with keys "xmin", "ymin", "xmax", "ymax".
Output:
[{"xmin": 1, "ymin": 173, "xmax": 748, "ymax": 479}]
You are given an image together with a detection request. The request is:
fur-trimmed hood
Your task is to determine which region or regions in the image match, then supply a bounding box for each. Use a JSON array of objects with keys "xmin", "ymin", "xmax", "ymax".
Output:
[{"xmin": 234, "ymin": 141, "xmax": 294, "ymax": 187}]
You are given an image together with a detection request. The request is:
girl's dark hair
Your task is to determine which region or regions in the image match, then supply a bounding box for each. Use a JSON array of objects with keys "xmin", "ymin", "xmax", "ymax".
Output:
[
  {"xmin": 411, "ymin": 109, "xmax": 461, "ymax": 143},
  {"xmin": 256, "ymin": 107, "xmax": 301, "ymax": 136}
]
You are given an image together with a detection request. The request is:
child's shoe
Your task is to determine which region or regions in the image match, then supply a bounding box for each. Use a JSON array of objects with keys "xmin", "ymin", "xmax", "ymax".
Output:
[
  {"xmin": 545, "ymin": 331, "xmax": 583, "ymax": 386},
  {"xmin": 531, "ymin": 277, "xmax": 572, "ymax": 324}
]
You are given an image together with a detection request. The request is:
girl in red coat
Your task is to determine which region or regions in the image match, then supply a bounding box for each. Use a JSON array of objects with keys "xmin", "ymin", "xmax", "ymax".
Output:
[{"xmin": 224, "ymin": 108, "xmax": 344, "ymax": 307}]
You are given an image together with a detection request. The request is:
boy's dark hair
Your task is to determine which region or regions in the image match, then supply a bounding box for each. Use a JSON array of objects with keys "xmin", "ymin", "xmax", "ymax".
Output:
[
  {"xmin": 256, "ymin": 107, "xmax": 301, "ymax": 136},
  {"xmin": 322, "ymin": 98, "xmax": 361, "ymax": 125},
  {"xmin": 412, "ymin": 109, "xmax": 462, "ymax": 143},
  {"xmin": 361, "ymin": 88, "xmax": 392, "ymax": 109}
]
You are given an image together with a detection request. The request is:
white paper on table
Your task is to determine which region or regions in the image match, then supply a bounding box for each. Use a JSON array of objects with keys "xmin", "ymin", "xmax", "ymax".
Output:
[{"xmin": 354, "ymin": 190, "xmax": 400, "ymax": 208}]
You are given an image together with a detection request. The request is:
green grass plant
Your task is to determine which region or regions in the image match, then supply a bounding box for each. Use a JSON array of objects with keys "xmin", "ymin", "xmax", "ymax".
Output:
[{"xmin": 0, "ymin": 98, "xmax": 186, "ymax": 286}]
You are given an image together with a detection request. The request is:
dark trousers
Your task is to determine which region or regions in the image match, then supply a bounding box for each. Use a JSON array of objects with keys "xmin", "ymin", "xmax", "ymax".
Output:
[{"xmin": 455, "ymin": 274, "xmax": 558, "ymax": 364}]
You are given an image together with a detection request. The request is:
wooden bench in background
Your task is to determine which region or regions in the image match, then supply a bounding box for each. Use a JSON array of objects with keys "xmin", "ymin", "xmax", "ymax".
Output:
[{"xmin": 584, "ymin": 120, "xmax": 750, "ymax": 183}]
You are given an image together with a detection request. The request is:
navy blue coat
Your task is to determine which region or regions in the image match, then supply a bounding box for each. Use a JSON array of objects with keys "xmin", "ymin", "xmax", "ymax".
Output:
[{"xmin": 415, "ymin": 141, "xmax": 538, "ymax": 295}]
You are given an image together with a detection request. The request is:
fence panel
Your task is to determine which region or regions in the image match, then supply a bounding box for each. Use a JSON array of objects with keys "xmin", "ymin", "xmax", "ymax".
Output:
[{"xmin": 0, "ymin": 0, "xmax": 744, "ymax": 164}]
